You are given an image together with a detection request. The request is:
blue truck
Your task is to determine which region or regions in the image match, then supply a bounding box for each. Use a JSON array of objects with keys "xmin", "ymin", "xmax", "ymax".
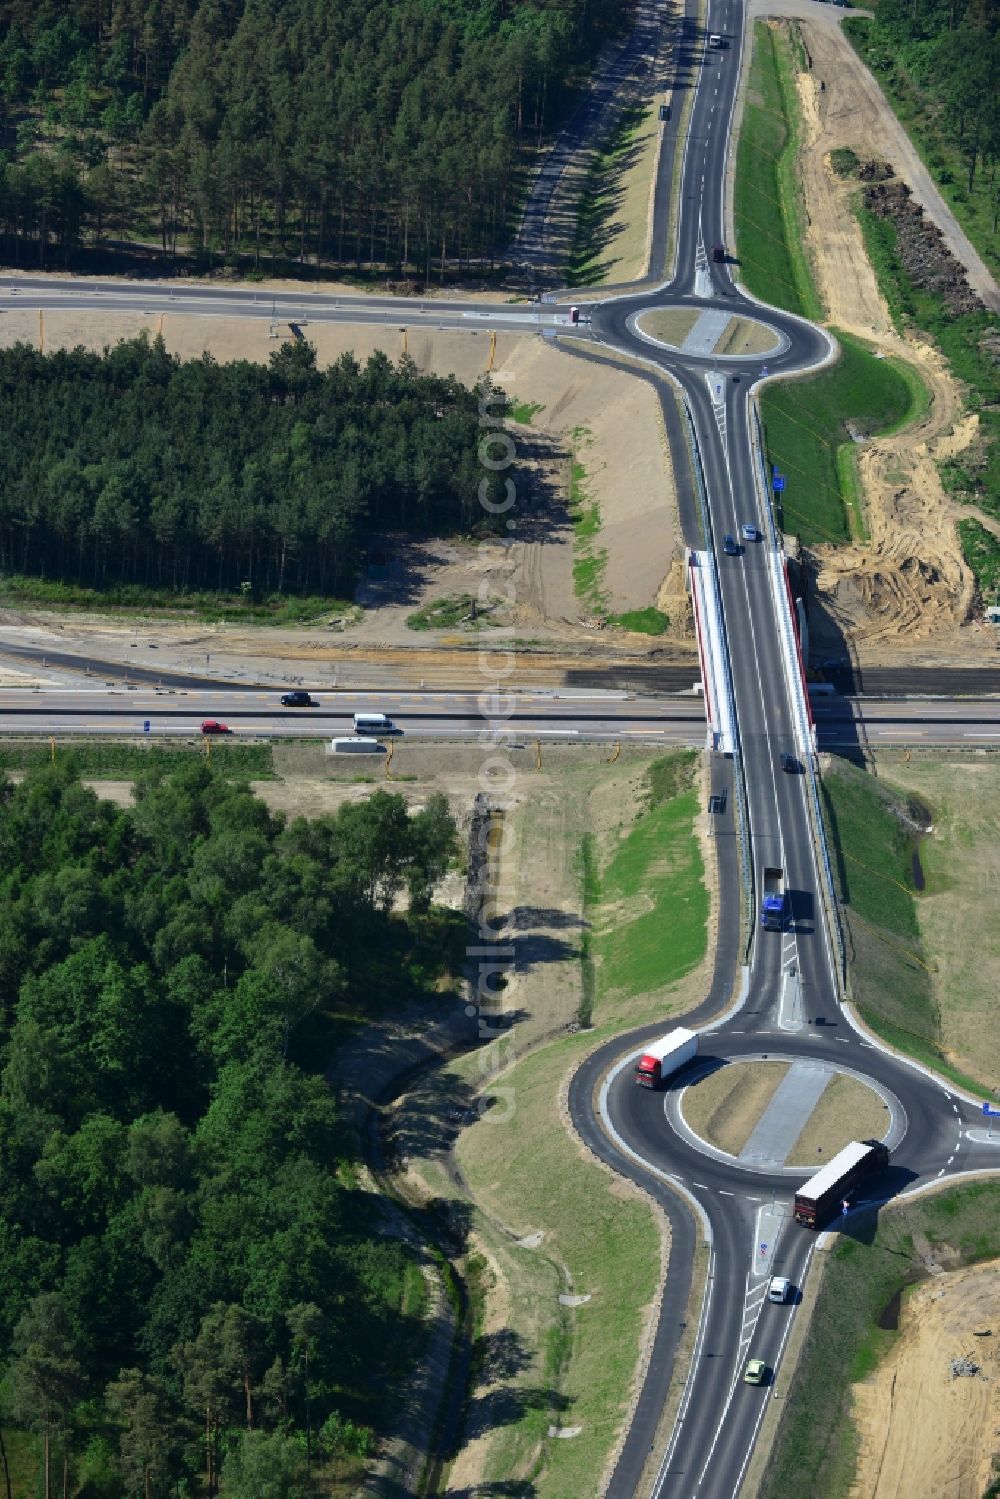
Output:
[{"xmin": 760, "ymin": 867, "xmax": 789, "ymax": 930}]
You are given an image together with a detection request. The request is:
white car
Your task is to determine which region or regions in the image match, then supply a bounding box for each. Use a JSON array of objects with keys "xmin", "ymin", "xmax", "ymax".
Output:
[
  {"xmin": 709, "ymin": 32, "xmax": 723, "ymax": 46},
  {"xmin": 768, "ymin": 1276, "xmax": 792, "ymax": 1303}
]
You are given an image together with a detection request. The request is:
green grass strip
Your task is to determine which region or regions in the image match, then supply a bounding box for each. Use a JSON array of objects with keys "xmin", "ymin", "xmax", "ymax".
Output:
[
  {"xmin": 761, "ymin": 329, "xmax": 918, "ymax": 544},
  {"xmin": 735, "ymin": 21, "xmax": 821, "ymax": 319},
  {"xmin": 761, "ymin": 1181, "xmax": 1000, "ymax": 1499},
  {"xmin": 0, "ymin": 575, "xmax": 352, "ymax": 626},
  {"xmin": 608, "ymin": 606, "xmax": 670, "ymax": 635}
]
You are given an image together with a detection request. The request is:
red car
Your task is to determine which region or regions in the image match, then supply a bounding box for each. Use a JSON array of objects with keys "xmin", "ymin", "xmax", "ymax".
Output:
[{"xmin": 200, "ymin": 720, "xmax": 232, "ymax": 735}]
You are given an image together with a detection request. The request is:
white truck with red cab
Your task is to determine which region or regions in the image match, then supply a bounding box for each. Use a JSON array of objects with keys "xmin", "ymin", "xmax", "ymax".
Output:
[{"xmin": 635, "ymin": 1027, "xmax": 699, "ymax": 1088}]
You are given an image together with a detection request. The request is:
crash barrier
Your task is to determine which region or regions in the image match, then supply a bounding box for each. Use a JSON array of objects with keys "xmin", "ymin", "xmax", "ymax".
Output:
[{"xmin": 684, "ymin": 401, "xmax": 753, "ymax": 940}]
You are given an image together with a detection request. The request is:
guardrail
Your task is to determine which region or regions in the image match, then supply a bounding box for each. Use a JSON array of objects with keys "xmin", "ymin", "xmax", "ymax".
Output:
[
  {"xmin": 684, "ymin": 401, "xmax": 753, "ymax": 942},
  {"xmin": 688, "ymin": 549, "xmax": 735, "ymax": 756},
  {"xmin": 750, "ymin": 402, "xmax": 847, "ymax": 990}
]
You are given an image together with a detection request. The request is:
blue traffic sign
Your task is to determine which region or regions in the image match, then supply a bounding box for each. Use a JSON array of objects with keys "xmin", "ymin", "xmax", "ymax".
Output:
[
  {"xmin": 143, "ymin": 720, "xmax": 151, "ymax": 734},
  {"xmin": 982, "ymin": 1102, "xmax": 1000, "ymax": 1116},
  {"xmin": 773, "ymin": 476, "xmax": 786, "ymax": 493}
]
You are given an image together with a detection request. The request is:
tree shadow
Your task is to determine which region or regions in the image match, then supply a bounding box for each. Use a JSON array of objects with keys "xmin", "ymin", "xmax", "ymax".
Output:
[
  {"xmin": 473, "ymin": 1326, "xmax": 535, "ymax": 1384},
  {"xmin": 461, "ymin": 1382, "xmax": 571, "ymax": 1444},
  {"xmin": 507, "ymin": 905, "xmax": 588, "ymax": 931}
]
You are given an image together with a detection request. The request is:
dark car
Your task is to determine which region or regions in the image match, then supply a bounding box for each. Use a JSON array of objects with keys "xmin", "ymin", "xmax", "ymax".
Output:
[
  {"xmin": 780, "ymin": 752, "xmax": 800, "ymax": 773},
  {"xmin": 711, "ymin": 243, "xmax": 726, "ymax": 263},
  {"xmin": 658, "ymin": 103, "xmax": 669, "ymax": 121},
  {"xmin": 280, "ymin": 690, "xmax": 317, "ymax": 707},
  {"xmin": 201, "ymin": 720, "xmax": 232, "ymax": 735},
  {"xmin": 723, "ymin": 533, "xmax": 740, "ymax": 555}
]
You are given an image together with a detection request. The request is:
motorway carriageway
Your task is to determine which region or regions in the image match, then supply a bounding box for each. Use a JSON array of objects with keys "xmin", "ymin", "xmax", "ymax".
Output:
[{"xmin": 1, "ymin": 687, "xmax": 1000, "ymax": 745}]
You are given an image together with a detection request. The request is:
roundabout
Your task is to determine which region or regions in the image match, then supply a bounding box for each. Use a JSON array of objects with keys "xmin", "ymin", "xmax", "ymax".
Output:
[{"xmin": 631, "ymin": 307, "xmax": 784, "ymax": 361}]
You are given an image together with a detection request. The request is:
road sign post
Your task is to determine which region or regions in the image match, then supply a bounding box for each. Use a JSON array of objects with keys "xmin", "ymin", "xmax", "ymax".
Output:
[{"xmin": 841, "ymin": 1199, "xmax": 850, "ymax": 1217}]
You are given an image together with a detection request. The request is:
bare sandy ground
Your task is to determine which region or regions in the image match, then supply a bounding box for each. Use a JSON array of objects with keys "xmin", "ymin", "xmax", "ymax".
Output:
[
  {"xmin": 772, "ymin": 16, "xmax": 992, "ymax": 667},
  {"xmin": 850, "ymin": 1260, "xmax": 1000, "ymax": 1499}
]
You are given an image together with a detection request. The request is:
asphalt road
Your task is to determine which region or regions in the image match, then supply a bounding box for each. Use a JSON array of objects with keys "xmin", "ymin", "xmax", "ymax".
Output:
[
  {"xmin": 2, "ymin": 2, "xmax": 998, "ymax": 1489},
  {"xmin": 0, "ymin": 687, "xmax": 999, "ymax": 751}
]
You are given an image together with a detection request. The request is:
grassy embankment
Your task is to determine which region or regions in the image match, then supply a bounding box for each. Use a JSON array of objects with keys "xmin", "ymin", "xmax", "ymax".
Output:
[
  {"xmin": 400, "ymin": 752, "xmax": 707, "ymax": 1496},
  {"xmin": 568, "ymin": 428, "xmax": 670, "ymax": 634},
  {"xmin": 821, "ymin": 755, "xmax": 992, "ymax": 1096},
  {"xmin": 736, "ymin": 22, "xmax": 923, "ymax": 545},
  {"xmin": 865, "ymin": 752, "xmax": 1000, "ymax": 1090},
  {"xmin": 837, "ymin": 19, "xmax": 1000, "ymax": 598},
  {"xmin": 760, "ymin": 1179, "xmax": 1000, "ymax": 1499},
  {"xmin": 0, "ymin": 742, "xmax": 274, "ymax": 778}
]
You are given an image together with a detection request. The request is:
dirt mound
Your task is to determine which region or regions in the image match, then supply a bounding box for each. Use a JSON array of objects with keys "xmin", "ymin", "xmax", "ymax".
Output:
[
  {"xmin": 857, "ymin": 158, "xmax": 893, "ymax": 183},
  {"xmin": 863, "ymin": 173, "xmax": 984, "ymax": 317},
  {"xmin": 811, "ymin": 403, "xmax": 978, "ymax": 652},
  {"xmin": 787, "ymin": 22, "xmax": 988, "ymax": 664}
]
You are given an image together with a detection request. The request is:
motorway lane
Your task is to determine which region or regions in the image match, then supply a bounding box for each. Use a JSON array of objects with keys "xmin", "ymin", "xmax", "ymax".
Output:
[
  {"xmin": 0, "ymin": 687, "xmax": 706, "ymax": 742},
  {"xmin": 2, "ymin": 686, "xmax": 1000, "ymax": 747}
]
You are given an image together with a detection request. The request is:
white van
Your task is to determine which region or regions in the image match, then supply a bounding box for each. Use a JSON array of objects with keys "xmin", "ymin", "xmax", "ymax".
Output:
[
  {"xmin": 353, "ymin": 711, "xmax": 396, "ymax": 734},
  {"xmin": 329, "ymin": 737, "xmax": 386, "ymax": 755}
]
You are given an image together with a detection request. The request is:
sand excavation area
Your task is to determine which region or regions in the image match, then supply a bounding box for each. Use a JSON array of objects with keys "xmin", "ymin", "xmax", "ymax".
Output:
[
  {"xmin": 0, "ymin": 306, "xmax": 691, "ymax": 680},
  {"xmin": 850, "ymin": 1259, "xmax": 1000, "ymax": 1499},
  {"xmin": 756, "ymin": 9, "xmax": 995, "ymax": 668}
]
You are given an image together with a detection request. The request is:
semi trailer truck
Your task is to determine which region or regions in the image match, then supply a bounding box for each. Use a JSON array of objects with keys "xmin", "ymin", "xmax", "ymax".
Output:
[
  {"xmin": 635, "ymin": 1027, "xmax": 698, "ymax": 1088},
  {"xmin": 793, "ymin": 1138, "xmax": 890, "ymax": 1227},
  {"xmin": 760, "ymin": 867, "xmax": 789, "ymax": 930}
]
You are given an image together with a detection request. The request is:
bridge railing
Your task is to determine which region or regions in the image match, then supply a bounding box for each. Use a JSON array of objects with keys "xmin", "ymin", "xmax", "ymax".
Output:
[
  {"xmin": 750, "ymin": 401, "xmax": 847, "ymax": 990},
  {"xmin": 684, "ymin": 401, "xmax": 753, "ymax": 944}
]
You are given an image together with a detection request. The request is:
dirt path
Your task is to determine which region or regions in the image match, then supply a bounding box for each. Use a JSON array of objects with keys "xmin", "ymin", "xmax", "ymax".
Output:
[
  {"xmin": 850, "ymin": 1260, "xmax": 1000, "ymax": 1499},
  {"xmin": 749, "ymin": 12, "xmax": 990, "ymax": 666}
]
